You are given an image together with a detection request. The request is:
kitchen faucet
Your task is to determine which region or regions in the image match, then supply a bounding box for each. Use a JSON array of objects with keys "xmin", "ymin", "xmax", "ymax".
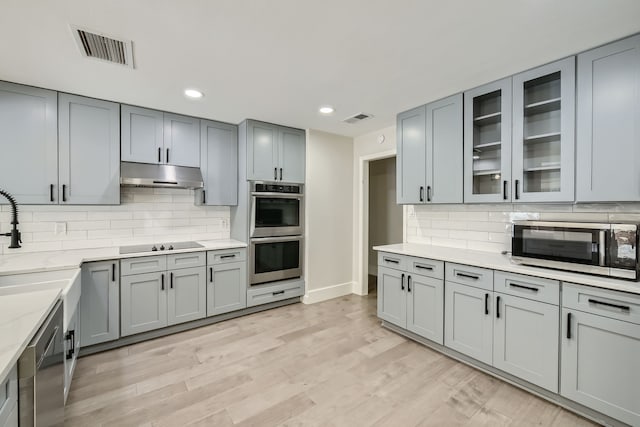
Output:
[{"xmin": 0, "ymin": 188, "xmax": 21, "ymax": 248}]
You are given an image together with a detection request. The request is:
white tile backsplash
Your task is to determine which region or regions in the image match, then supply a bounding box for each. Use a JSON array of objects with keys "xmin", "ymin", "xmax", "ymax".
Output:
[
  {"xmin": 406, "ymin": 203, "xmax": 640, "ymax": 253},
  {"xmin": 0, "ymin": 187, "xmax": 230, "ymax": 254}
]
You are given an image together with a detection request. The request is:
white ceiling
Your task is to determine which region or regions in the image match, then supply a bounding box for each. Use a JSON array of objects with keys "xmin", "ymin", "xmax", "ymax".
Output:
[{"xmin": 1, "ymin": 0, "xmax": 639, "ymax": 137}]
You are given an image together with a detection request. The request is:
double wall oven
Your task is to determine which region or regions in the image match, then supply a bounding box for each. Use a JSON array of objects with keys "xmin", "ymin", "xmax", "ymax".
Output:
[{"xmin": 249, "ymin": 182, "xmax": 304, "ymax": 285}]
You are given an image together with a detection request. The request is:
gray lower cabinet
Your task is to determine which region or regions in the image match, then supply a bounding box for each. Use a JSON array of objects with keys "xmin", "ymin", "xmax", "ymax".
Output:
[
  {"xmin": 58, "ymin": 93, "xmax": 120, "ymax": 205},
  {"xmin": 561, "ymin": 284, "xmax": 640, "ymax": 426},
  {"xmin": 377, "ymin": 266, "xmax": 406, "ymax": 327},
  {"xmin": 207, "ymin": 262, "xmax": 247, "ymax": 316},
  {"xmin": 444, "ymin": 281, "xmax": 493, "ymax": 365},
  {"xmin": 0, "ymin": 81, "xmax": 57, "ymax": 205},
  {"xmin": 197, "ymin": 120, "xmax": 238, "ymax": 206},
  {"xmin": 168, "ymin": 267, "xmax": 206, "ymax": 325},
  {"xmin": 121, "ymin": 271, "xmax": 167, "ymax": 336},
  {"xmin": 0, "ymin": 365, "xmax": 18, "ymax": 427},
  {"xmin": 576, "ymin": 34, "xmax": 640, "ymax": 202},
  {"xmin": 80, "ymin": 261, "xmax": 120, "ymax": 346},
  {"xmin": 406, "ymin": 273, "xmax": 444, "ymax": 344},
  {"xmin": 63, "ymin": 303, "xmax": 80, "ymax": 403}
]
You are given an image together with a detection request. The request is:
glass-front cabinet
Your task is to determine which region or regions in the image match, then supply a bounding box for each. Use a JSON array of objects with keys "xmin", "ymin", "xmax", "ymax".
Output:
[
  {"xmin": 464, "ymin": 78, "xmax": 512, "ymax": 203},
  {"xmin": 512, "ymin": 57, "xmax": 575, "ymax": 202}
]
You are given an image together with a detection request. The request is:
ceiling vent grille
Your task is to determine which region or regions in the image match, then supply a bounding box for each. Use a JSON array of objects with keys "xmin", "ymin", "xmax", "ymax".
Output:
[
  {"xmin": 71, "ymin": 26, "xmax": 134, "ymax": 68},
  {"xmin": 343, "ymin": 113, "xmax": 374, "ymax": 124}
]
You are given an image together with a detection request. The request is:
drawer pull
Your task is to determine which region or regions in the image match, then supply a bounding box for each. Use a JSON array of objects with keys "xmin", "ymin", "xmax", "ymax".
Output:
[
  {"xmin": 384, "ymin": 258, "xmax": 399, "ymax": 264},
  {"xmin": 220, "ymin": 254, "xmax": 236, "ymax": 259},
  {"xmin": 567, "ymin": 312, "xmax": 572, "ymax": 339},
  {"xmin": 456, "ymin": 272, "xmax": 479, "ymax": 280},
  {"xmin": 273, "ymin": 290, "xmax": 285, "ymax": 296},
  {"xmin": 587, "ymin": 298, "xmax": 630, "ymax": 312},
  {"xmin": 415, "ymin": 264, "xmax": 433, "ymax": 271},
  {"xmin": 508, "ymin": 282, "xmax": 538, "ymax": 292}
]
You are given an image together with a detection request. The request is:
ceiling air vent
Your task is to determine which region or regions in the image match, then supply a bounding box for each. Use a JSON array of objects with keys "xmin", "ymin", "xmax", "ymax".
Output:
[
  {"xmin": 343, "ymin": 113, "xmax": 374, "ymax": 124},
  {"xmin": 71, "ymin": 26, "xmax": 134, "ymax": 68}
]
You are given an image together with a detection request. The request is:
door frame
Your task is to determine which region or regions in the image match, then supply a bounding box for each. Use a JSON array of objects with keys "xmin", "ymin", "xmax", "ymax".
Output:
[{"xmin": 354, "ymin": 149, "xmax": 406, "ymax": 296}]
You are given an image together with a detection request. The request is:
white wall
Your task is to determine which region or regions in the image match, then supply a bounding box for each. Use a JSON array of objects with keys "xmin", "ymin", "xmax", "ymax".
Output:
[
  {"xmin": 303, "ymin": 129, "xmax": 354, "ymax": 304},
  {"xmin": 368, "ymin": 157, "xmax": 402, "ymax": 276},
  {"xmin": 0, "ymin": 187, "xmax": 230, "ymax": 255}
]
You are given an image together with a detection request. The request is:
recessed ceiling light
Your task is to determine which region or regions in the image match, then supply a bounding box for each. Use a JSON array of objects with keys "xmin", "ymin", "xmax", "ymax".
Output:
[
  {"xmin": 319, "ymin": 105, "xmax": 334, "ymax": 115},
  {"xmin": 184, "ymin": 89, "xmax": 204, "ymax": 99}
]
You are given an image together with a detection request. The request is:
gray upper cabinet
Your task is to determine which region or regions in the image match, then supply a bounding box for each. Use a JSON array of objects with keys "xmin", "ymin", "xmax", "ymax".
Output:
[
  {"xmin": 464, "ymin": 78, "xmax": 513, "ymax": 203},
  {"xmin": 121, "ymin": 271, "xmax": 168, "ymax": 336},
  {"xmin": 58, "ymin": 94, "xmax": 120, "ymax": 205},
  {"xmin": 512, "ymin": 58, "xmax": 576, "ymax": 203},
  {"xmin": 576, "ymin": 35, "xmax": 640, "ymax": 202},
  {"xmin": 207, "ymin": 261, "xmax": 247, "ymax": 316},
  {"xmin": 164, "ymin": 113, "xmax": 200, "ymax": 167},
  {"xmin": 80, "ymin": 261, "xmax": 120, "ymax": 347},
  {"xmin": 396, "ymin": 95, "xmax": 463, "ymax": 205},
  {"xmin": 198, "ymin": 120, "xmax": 238, "ymax": 206},
  {"xmin": 168, "ymin": 267, "xmax": 206, "ymax": 326},
  {"xmin": 245, "ymin": 120, "xmax": 305, "ymax": 183},
  {"xmin": 0, "ymin": 81, "xmax": 57, "ymax": 204},
  {"xmin": 377, "ymin": 266, "xmax": 406, "ymax": 328},
  {"xmin": 121, "ymin": 105, "xmax": 200, "ymax": 167}
]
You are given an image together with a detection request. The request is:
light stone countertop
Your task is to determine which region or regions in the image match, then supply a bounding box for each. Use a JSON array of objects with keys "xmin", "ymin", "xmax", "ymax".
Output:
[
  {"xmin": 374, "ymin": 243, "xmax": 640, "ymax": 295},
  {"xmin": 0, "ymin": 288, "xmax": 61, "ymax": 384},
  {"xmin": 0, "ymin": 238, "xmax": 247, "ymax": 276}
]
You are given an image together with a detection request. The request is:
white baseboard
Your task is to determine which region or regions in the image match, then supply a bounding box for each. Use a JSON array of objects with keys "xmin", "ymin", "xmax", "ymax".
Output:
[{"xmin": 302, "ymin": 281, "xmax": 354, "ymax": 304}]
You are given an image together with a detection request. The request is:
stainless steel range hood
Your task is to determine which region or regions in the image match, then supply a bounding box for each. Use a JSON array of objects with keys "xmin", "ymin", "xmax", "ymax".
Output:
[{"xmin": 120, "ymin": 162, "xmax": 204, "ymax": 189}]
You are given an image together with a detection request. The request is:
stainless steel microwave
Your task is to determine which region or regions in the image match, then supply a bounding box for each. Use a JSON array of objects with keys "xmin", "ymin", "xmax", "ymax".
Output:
[{"xmin": 511, "ymin": 221, "xmax": 640, "ymax": 280}]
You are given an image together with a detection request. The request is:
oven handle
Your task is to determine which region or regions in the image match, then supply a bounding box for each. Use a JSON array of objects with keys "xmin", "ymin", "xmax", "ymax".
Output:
[
  {"xmin": 251, "ymin": 236, "xmax": 304, "ymax": 244},
  {"xmin": 251, "ymin": 192, "xmax": 304, "ymax": 198}
]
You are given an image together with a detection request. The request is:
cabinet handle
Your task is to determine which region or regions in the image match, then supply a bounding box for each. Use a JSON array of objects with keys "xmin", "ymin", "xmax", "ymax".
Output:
[
  {"xmin": 496, "ymin": 296, "xmax": 501, "ymax": 318},
  {"xmin": 220, "ymin": 254, "xmax": 236, "ymax": 259},
  {"xmin": 503, "ymin": 180, "xmax": 508, "ymax": 200},
  {"xmin": 427, "ymin": 186, "xmax": 432, "ymax": 202},
  {"xmin": 273, "ymin": 290, "xmax": 285, "ymax": 296},
  {"xmin": 508, "ymin": 282, "xmax": 538, "ymax": 292},
  {"xmin": 279, "ymin": 168, "xmax": 283, "ymax": 181},
  {"xmin": 415, "ymin": 264, "xmax": 433, "ymax": 271},
  {"xmin": 62, "ymin": 184, "xmax": 67, "ymax": 202},
  {"xmin": 50, "ymin": 184, "xmax": 54, "ymax": 202},
  {"xmin": 170, "ymin": 272, "xmax": 174, "ymax": 289},
  {"xmin": 587, "ymin": 298, "xmax": 630, "ymax": 312},
  {"xmin": 161, "ymin": 273, "xmax": 165, "ymax": 291},
  {"xmin": 166, "ymin": 148, "xmax": 170, "ymax": 163},
  {"xmin": 158, "ymin": 147, "xmax": 162, "ymax": 162},
  {"xmin": 384, "ymin": 258, "xmax": 399, "ymax": 264},
  {"xmin": 456, "ymin": 272, "xmax": 479, "ymax": 280},
  {"xmin": 209, "ymin": 267, "xmax": 213, "ymax": 283},
  {"xmin": 407, "ymin": 275, "xmax": 411, "ymax": 292},
  {"xmin": 419, "ymin": 186, "xmax": 424, "ymax": 202},
  {"xmin": 112, "ymin": 263, "xmax": 116, "ymax": 282},
  {"xmin": 274, "ymin": 167, "xmax": 278, "ymax": 180},
  {"xmin": 65, "ymin": 330, "xmax": 74, "ymax": 360},
  {"xmin": 567, "ymin": 312, "xmax": 572, "ymax": 339},
  {"xmin": 202, "ymin": 190, "xmax": 206, "ymax": 205},
  {"xmin": 485, "ymin": 293, "xmax": 489, "ymax": 315},
  {"xmin": 514, "ymin": 179, "xmax": 520, "ymax": 200},
  {"xmin": 401, "ymin": 273, "xmax": 405, "ymax": 290}
]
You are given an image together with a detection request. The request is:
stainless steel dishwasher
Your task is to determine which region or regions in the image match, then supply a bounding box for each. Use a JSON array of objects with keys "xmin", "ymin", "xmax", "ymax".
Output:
[{"xmin": 18, "ymin": 300, "xmax": 64, "ymax": 427}]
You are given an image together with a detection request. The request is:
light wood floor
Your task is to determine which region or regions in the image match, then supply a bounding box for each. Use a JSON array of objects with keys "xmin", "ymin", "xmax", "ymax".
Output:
[{"xmin": 66, "ymin": 294, "xmax": 597, "ymax": 427}]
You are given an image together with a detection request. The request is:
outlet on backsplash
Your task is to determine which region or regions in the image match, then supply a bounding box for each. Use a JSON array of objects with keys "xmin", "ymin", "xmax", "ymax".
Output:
[
  {"xmin": 54, "ymin": 222, "xmax": 67, "ymax": 235},
  {"xmin": 221, "ymin": 219, "xmax": 229, "ymax": 229}
]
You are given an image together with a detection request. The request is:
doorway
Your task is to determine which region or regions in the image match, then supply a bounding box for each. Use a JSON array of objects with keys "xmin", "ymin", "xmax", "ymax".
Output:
[{"xmin": 367, "ymin": 157, "xmax": 403, "ymax": 293}]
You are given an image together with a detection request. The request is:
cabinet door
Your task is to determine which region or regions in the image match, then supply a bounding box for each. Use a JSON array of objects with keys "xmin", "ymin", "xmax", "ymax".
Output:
[
  {"xmin": 444, "ymin": 281, "xmax": 493, "ymax": 365},
  {"xmin": 512, "ymin": 57, "xmax": 575, "ymax": 203},
  {"xmin": 168, "ymin": 267, "xmax": 206, "ymax": 326},
  {"xmin": 64, "ymin": 305, "xmax": 79, "ymax": 402},
  {"xmin": 121, "ymin": 105, "xmax": 164, "ymax": 164},
  {"xmin": 247, "ymin": 121, "xmax": 278, "ymax": 181},
  {"xmin": 561, "ymin": 309, "xmax": 640, "ymax": 426},
  {"xmin": 493, "ymin": 293, "xmax": 559, "ymax": 392},
  {"xmin": 576, "ymin": 35, "xmax": 640, "ymax": 202},
  {"xmin": 396, "ymin": 105, "xmax": 426, "ymax": 204},
  {"xmin": 199, "ymin": 120, "xmax": 238, "ymax": 205},
  {"xmin": 80, "ymin": 261, "xmax": 119, "ymax": 346},
  {"xmin": 377, "ymin": 266, "xmax": 406, "ymax": 328},
  {"xmin": 0, "ymin": 82, "xmax": 57, "ymax": 204},
  {"xmin": 121, "ymin": 271, "xmax": 168, "ymax": 336},
  {"xmin": 464, "ymin": 78, "xmax": 512, "ymax": 203},
  {"xmin": 279, "ymin": 127, "xmax": 305, "ymax": 183},
  {"xmin": 427, "ymin": 94, "xmax": 463, "ymax": 204},
  {"xmin": 406, "ymin": 273, "xmax": 444, "ymax": 344},
  {"xmin": 164, "ymin": 113, "xmax": 200, "ymax": 167},
  {"xmin": 58, "ymin": 94, "xmax": 120, "ymax": 205},
  {"xmin": 207, "ymin": 261, "xmax": 247, "ymax": 316},
  {"xmin": 0, "ymin": 366, "xmax": 17, "ymax": 427}
]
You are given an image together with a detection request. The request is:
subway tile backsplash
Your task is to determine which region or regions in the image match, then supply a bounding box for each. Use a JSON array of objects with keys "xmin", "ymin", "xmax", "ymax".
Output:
[
  {"xmin": 406, "ymin": 203, "xmax": 640, "ymax": 253},
  {"xmin": 0, "ymin": 187, "xmax": 230, "ymax": 255}
]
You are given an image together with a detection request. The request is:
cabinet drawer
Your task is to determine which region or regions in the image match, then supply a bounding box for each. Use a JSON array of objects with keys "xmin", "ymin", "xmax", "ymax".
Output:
[
  {"xmin": 167, "ymin": 252, "xmax": 205, "ymax": 270},
  {"xmin": 494, "ymin": 271, "xmax": 559, "ymax": 305},
  {"xmin": 563, "ymin": 283, "xmax": 640, "ymax": 325},
  {"xmin": 247, "ymin": 280, "xmax": 304, "ymax": 307},
  {"xmin": 208, "ymin": 248, "xmax": 247, "ymax": 265},
  {"xmin": 446, "ymin": 263, "xmax": 493, "ymax": 291},
  {"xmin": 0, "ymin": 365, "xmax": 17, "ymax": 427},
  {"xmin": 121, "ymin": 256, "xmax": 167, "ymax": 276},
  {"xmin": 408, "ymin": 257, "xmax": 444, "ymax": 280},
  {"xmin": 378, "ymin": 252, "xmax": 407, "ymax": 271}
]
